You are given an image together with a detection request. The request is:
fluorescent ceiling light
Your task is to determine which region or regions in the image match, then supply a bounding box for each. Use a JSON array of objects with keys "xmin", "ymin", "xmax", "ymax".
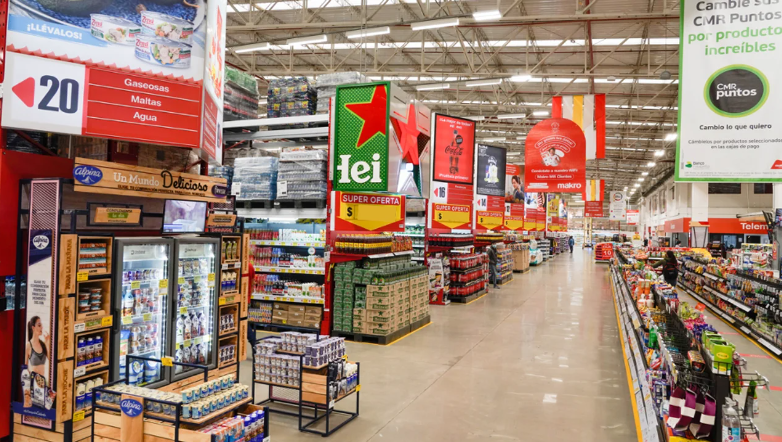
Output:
[
  {"xmin": 410, "ymin": 17, "xmax": 459, "ymax": 31},
  {"xmin": 533, "ymin": 110, "xmax": 549, "ymax": 116},
  {"xmin": 416, "ymin": 83, "xmax": 449, "ymax": 91},
  {"xmin": 665, "ymin": 133, "xmax": 677, "ymax": 141},
  {"xmin": 638, "ymin": 178, "xmax": 645, "ymax": 182},
  {"xmin": 641, "ymin": 172, "xmax": 649, "ymax": 176},
  {"xmin": 510, "ymin": 75, "xmax": 531, "ymax": 82},
  {"xmin": 654, "ymin": 149, "xmax": 665, "ymax": 157},
  {"xmin": 464, "ymin": 116, "xmax": 485, "ymax": 121},
  {"xmin": 233, "ymin": 42, "xmax": 270, "ymax": 53},
  {"xmin": 634, "ymin": 183, "xmax": 641, "ymax": 188},
  {"xmin": 345, "ymin": 26, "xmax": 390, "ymax": 39},
  {"xmin": 647, "ymin": 162, "xmax": 656, "ymax": 167},
  {"xmin": 516, "ymin": 136, "xmax": 525, "ymax": 140},
  {"xmin": 497, "ymin": 113, "xmax": 526, "ymax": 119},
  {"xmin": 287, "ymin": 35, "xmax": 328, "ymax": 46},
  {"xmin": 507, "ymin": 152, "xmax": 521, "ymax": 156},
  {"xmin": 482, "ymin": 137, "xmax": 506, "ymax": 142},
  {"xmin": 473, "ymin": 10, "xmax": 502, "ymax": 21},
  {"xmin": 465, "ymin": 79, "xmax": 502, "ymax": 87},
  {"xmin": 623, "ymin": 187, "xmax": 628, "ymax": 191}
]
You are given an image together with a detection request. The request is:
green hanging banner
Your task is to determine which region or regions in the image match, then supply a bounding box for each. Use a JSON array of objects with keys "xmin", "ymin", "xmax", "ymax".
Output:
[{"xmin": 333, "ymin": 82, "xmax": 391, "ymax": 192}]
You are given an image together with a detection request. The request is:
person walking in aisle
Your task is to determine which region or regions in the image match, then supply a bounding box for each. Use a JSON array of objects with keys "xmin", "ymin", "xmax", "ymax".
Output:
[
  {"xmin": 652, "ymin": 251, "xmax": 679, "ymax": 287},
  {"xmin": 643, "ymin": 237, "xmax": 649, "ymax": 247},
  {"xmin": 675, "ymin": 239, "xmax": 682, "ymax": 247},
  {"xmin": 488, "ymin": 245, "xmax": 499, "ymax": 289},
  {"xmin": 568, "ymin": 236, "xmax": 575, "ymax": 253}
]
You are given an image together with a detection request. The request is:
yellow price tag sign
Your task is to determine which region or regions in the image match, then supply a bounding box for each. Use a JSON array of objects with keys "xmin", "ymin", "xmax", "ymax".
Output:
[
  {"xmin": 194, "ymin": 275, "xmax": 201, "ymax": 283},
  {"xmin": 432, "ymin": 203, "xmax": 471, "ymax": 229},
  {"xmin": 159, "ymin": 279, "xmax": 168, "ymax": 289},
  {"xmin": 476, "ymin": 211, "xmax": 504, "ymax": 231},
  {"xmin": 101, "ymin": 316, "xmax": 113, "ymax": 327},
  {"xmin": 219, "ymin": 297, "xmax": 226, "ymax": 306},
  {"xmin": 143, "ymin": 313, "xmax": 152, "ymax": 322},
  {"xmin": 178, "ymin": 277, "xmax": 185, "ymax": 284},
  {"xmin": 503, "ymin": 216, "xmax": 525, "ymax": 231},
  {"xmin": 73, "ymin": 410, "xmax": 85, "ymax": 422},
  {"xmin": 356, "ymin": 384, "xmax": 361, "ymax": 392},
  {"xmin": 76, "ymin": 272, "xmax": 89, "ymax": 282},
  {"xmin": 208, "ymin": 273, "xmax": 215, "ymax": 282},
  {"xmin": 180, "ymin": 307, "xmax": 187, "ymax": 314},
  {"xmin": 184, "ymin": 339, "xmax": 191, "ymax": 348},
  {"xmin": 161, "ymin": 357, "xmax": 173, "ymax": 367},
  {"xmin": 130, "ymin": 281, "xmax": 141, "ymax": 289},
  {"xmin": 337, "ymin": 192, "xmax": 404, "ymax": 231},
  {"xmin": 122, "ymin": 316, "xmax": 132, "ymax": 325}
]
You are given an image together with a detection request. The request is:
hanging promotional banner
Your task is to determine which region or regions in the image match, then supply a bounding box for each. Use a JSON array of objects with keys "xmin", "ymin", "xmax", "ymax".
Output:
[
  {"xmin": 552, "ymin": 94, "xmax": 606, "ymax": 159},
  {"xmin": 546, "ymin": 194, "xmax": 560, "ymax": 230},
  {"xmin": 476, "ymin": 145, "xmax": 507, "ymax": 196},
  {"xmin": 476, "ymin": 211, "xmax": 504, "ymax": 231},
  {"xmin": 677, "ymin": 0, "xmax": 782, "ymax": 181},
  {"xmin": 390, "ymin": 100, "xmax": 432, "ymax": 198},
  {"xmin": 627, "ymin": 210, "xmax": 640, "ymax": 225},
  {"xmin": 199, "ymin": 0, "xmax": 226, "ymax": 163},
  {"xmin": 582, "ymin": 179, "xmax": 605, "ymax": 202},
  {"xmin": 505, "ymin": 164, "xmax": 524, "ymax": 203},
  {"xmin": 608, "ymin": 191, "xmax": 627, "ymax": 221},
  {"xmin": 525, "ymin": 192, "xmax": 544, "ymax": 231},
  {"xmin": 331, "ymin": 191, "xmax": 405, "ymax": 232},
  {"xmin": 432, "ymin": 114, "xmax": 476, "ymax": 185},
  {"xmin": 430, "ymin": 203, "xmax": 472, "ymax": 230},
  {"xmin": 524, "ymin": 118, "xmax": 587, "ymax": 192},
  {"xmin": 333, "ymin": 82, "xmax": 390, "ymax": 192},
  {"xmin": 430, "ymin": 182, "xmax": 474, "ymax": 206},
  {"xmin": 584, "ymin": 201, "xmax": 604, "ymax": 217}
]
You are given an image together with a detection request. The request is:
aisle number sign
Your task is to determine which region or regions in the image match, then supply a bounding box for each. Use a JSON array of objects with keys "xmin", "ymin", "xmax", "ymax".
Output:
[
  {"xmin": 331, "ymin": 191, "xmax": 405, "ymax": 232},
  {"xmin": 476, "ymin": 211, "xmax": 503, "ymax": 231},
  {"xmin": 431, "ymin": 203, "xmax": 472, "ymax": 230}
]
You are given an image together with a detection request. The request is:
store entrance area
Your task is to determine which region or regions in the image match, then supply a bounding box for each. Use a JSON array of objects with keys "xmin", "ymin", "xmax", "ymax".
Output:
[{"xmin": 243, "ymin": 251, "xmax": 636, "ymax": 441}]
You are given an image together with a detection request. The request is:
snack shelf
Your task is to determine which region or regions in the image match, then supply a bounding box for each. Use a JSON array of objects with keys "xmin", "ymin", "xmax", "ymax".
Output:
[
  {"xmin": 254, "ymin": 266, "xmax": 325, "ymax": 275},
  {"xmin": 250, "ymin": 240, "xmax": 325, "ymax": 248},
  {"xmin": 701, "ymin": 285, "xmax": 753, "ymax": 313},
  {"xmin": 251, "ymin": 294, "xmax": 325, "ymax": 304}
]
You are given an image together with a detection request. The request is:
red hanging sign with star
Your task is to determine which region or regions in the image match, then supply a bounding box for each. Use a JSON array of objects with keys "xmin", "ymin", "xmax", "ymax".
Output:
[{"xmin": 391, "ymin": 102, "xmax": 422, "ymax": 165}]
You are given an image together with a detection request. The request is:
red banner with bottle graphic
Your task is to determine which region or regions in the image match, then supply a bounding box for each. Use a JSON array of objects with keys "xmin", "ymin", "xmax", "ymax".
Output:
[
  {"xmin": 524, "ymin": 118, "xmax": 586, "ymax": 193},
  {"xmin": 331, "ymin": 191, "xmax": 405, "ymax": 232},
  {"xmin": 432, "ymin": 114, "xmax": 476, "ymax": 184}
]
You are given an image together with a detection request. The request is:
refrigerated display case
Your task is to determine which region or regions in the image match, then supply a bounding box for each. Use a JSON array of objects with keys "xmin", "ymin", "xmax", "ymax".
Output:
[
  {"xmin": 170, "ymin": 237, "xmax": 220, "ymax": 380},
  {"xmin": 112, "ymin": 238, "xmax": 172, "ymax": 389}
]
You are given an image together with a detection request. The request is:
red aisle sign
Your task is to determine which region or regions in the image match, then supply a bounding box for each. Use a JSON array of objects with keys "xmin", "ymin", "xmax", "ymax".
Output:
[
  {"xmin": 585, "ymin": 201, "xmax": 604, "ymax": 217},
  {"xmin": 626, "ymin": 209, "xmax": 640, "ymax": 225},
  {"xmin": 524, "ymin": 118, "xmax": 587, "ymax": 193}
]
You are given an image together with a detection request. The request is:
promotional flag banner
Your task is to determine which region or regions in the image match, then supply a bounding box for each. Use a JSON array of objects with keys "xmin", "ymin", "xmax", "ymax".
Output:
[
  {"xmin": 608, "ymin": 191, "xmax": 627, "ymax": 221},
  {"xmin": 677, "ymin": 0, "xmax": 782, "ymax": 181},
  {"xmin": 582, "ymin": 179, "xmax": 605, "ymax": 202},
  {"xmin": 524, "ymin": 118, "xmax": 586, "ymax": 193},
  {"xmin": 552, "ymin": 94, "xmax": 606, "ymax": 159}
]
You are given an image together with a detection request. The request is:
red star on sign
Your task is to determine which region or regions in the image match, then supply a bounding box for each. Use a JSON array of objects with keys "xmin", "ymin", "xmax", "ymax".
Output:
[
  {"xmin": 391, "ymin": 102, "xmax": 421, "ymax": 165},
  {"xmin": 345, "ymin": 85, "xmax": 388, "ymax": 148}
]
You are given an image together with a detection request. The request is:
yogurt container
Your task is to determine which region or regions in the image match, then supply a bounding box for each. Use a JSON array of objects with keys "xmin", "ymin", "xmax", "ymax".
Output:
[
  {"xmin": 140, "ymin": 11, "xmax": 193, "ymax": 44},
  {"xmin": 91, "ymin": 14, "xmax": 140, "ymax": 45},
  {"xmin": 135, "ymin": 35, "xmax": 191, "ymax": 69}
]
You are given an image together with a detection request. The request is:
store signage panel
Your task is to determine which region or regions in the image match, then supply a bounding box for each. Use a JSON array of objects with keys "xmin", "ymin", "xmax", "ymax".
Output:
[
  {"xmin": 706, "ymin": 218, "xmax": 767, "ymax": 234},
  {"xmin": 504, "ymin": 216, "xmax": 524, "ymax": 231},
  {"xmin": 505, "ymin": 164, "xmax": 524, "ymax": 203},
  {"xmin": 476, "ymin": 210, "xmax": 503, "ymax": 231},
  {"xmin": 200, "ymin": 0, "xmax": 227, "ymax": 164},
  {"xmin": 585, "ymin": 201, "xmax": 604, "ymax": 218},
  {"xmin": 524, "ymin": 118, "xmax": 586, "ymax": 193},
  {"xmin": 331, "ymin": 191, "xmax": 405, "ymax": 232},
  {"xmin": 333, "ymin": 82, "xmax": 390, "ymax": 192},
  {"xmin": 432, "ymin": 114, "xmax": 476, "ymax": 185},
  {"xmin": 72, "ymin": 157, "xmax": 228, "ymax": 202},
  {"xmin": 476, "ymin": 144, "xmax": 507, "ymax": 197},
  {"xmin": 93, "ymin": 207, "xmax": 142, "ymax": 225},
  {"xmin": 609, "ymin": 191, "xmax": 627, "ymax": 221},
  {"xmin": 626, "ymin": 210, "xmax": 640, "ymax": 225},
  {"xmin": 677, "ymin": 0, "xmax": 782, "ymax": 181},
  {"xmin": 6, "ymin": 0, "xmax": 207, "ymax": 85},
  {"xmin": 431, "ymin": 203, "xmax": 472, "ymax": 230}
]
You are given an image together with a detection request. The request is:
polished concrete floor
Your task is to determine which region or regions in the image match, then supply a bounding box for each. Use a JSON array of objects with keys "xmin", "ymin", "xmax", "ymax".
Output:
[{"xmin": 241, "ymin": 249, "xmax": 639, "ymax": 441}]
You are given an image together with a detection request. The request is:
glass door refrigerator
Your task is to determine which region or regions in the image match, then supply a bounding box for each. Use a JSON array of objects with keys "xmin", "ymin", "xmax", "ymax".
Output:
[
  {"xmin": 169, "ymin": 237, "xmax": 219, "ymax": 381},
  {"xmin": 112, "ymin": 238, "xmax": 172, "ymax": 388}
]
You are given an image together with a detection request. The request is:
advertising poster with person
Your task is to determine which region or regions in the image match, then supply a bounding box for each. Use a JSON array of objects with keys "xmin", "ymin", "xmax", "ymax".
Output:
[
  {"xmin": 476, "ymin": 144, "xmax": 507, "ymax": 196},
  {"xmin": 432, "ymin": 114, "xmax": 475, "ymax": 184},
  {"xmin": 505, "ymin": 164, "xmax": 524, "ymax": 203}
]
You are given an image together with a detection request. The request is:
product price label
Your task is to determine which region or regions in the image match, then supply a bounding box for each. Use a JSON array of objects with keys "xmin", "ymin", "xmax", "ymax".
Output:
[
  {"xmin": 122, "ymin": 316, "xmax": 132, "ymax": 325},
  {"xmin": 74, "ymin": 322, "xmax": 86, "ymax": 333},
  {"xmin": 74, "ymin": 366, "xmax": 86, "ymax": 378},
  {"xmin": 431, "ymin": 203, "xmax": 471, "ymax": 230},
  {"xmin": 356, "ymin": 384, "xmax": 361, "ymax": 392},
  {"xmin": 476, "ymin": 211, "xmax": 503, "ymax": 231},
  {"xmin": 143, "ymin": 313, "xmax": 152, "ymax": 322},
  {"xmin": 180, "ymin": 307, "xmax": 187, "ymax": 314},
  {"xmin": 159, "ymin": 279, "xmax": 168, "ymax": 289},
  {"xmin": 178, "ymin": 277, "xmax": 186, "ymax": 285},
  {"xmin": 130, "ymin": 281, "xmax": 141, "ymax": 289},
  {"xmin": 208, "ymin": 273, "xmax": 215, "ymax": 281},
  {"xmin": 219, "ymin": 297, "xmax": 226, "ymax": 306},
  {"xmin": 73, "ymin": 410, "xmax": 85, "ymax": 422},
  {"xmin": 161, "ymin": 357, "xmax": 173, "ymax": 367},
  {"xmin": 194, "ymin": 336, "xmax": 202, "ymax": 345},
  {"xmin": 101, "ymin": 316, "xmax": 113, "ymax": 327},
  {"xmin": 77, "ymin": 272, "xmax": 89, "ymax": 282},
  {"xmin": 194, "ymin": 275, "xmax": 201, "ymax": 283}
]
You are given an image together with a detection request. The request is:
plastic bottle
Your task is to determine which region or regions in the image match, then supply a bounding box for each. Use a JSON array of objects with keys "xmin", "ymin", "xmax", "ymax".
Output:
[
  {"xmin": 722, "ymin": 401, "xmax": 741, "ymax": 442},
  {"xmin": 745, "ymin": 380, "xmax": 759, "ymax": 417}
]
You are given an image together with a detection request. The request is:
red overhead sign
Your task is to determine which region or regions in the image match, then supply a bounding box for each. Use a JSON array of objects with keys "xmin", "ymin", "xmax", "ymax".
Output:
[
  {"xmin": 585, "ymin": 201, "xmax": 603, "ymax": 217},
  {"xmin": 524, "ymin": 118, "xmax": 587, "ymax": 193},
  {"xmin": 626, "ymin": 210, "xmax": 640, "ymax": 225}
]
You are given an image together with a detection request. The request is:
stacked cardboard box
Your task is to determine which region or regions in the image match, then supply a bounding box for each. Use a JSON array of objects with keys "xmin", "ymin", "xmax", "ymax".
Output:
[
  {"xmin": 409, "ymin": 273, "xmax": 430, "ymax": 323},
  {"xmin": 271, "ymin": 302, "xmax": 322, "ymax": 329}
]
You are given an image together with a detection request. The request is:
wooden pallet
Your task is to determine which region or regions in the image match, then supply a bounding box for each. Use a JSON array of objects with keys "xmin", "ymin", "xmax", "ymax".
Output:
[
  {"xmin": 409, "ymin": 315, "xmax": 431, "ymax": 332},
  {"xmin": 333, "ymin": 324, "xmax": 411, "ymax": 345},
  {"xmin": 449, "ymin": 290, "xmax": 487, "ymax": 304}
]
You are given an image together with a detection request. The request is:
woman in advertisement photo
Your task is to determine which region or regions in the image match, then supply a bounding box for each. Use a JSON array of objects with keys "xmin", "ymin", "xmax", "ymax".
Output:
[
  {"xmin": 505, "ymin": 175, "xmax": 524, "ymax": 203},
  {"xmin": 26, "ymin": 316, "xmax": 49, "ymax": 378}
]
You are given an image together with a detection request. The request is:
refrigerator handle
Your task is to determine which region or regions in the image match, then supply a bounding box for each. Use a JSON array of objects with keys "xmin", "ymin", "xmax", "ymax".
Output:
[{"xmin": 113, "ymin": 307, "xmax": 121, "ymax": 334}]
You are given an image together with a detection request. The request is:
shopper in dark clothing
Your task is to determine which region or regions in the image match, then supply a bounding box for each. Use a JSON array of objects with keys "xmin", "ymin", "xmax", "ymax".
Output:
[
  {"xmin": 652, "ymin": 251, "xmax": 679, "ymax": 287},
  {"xmin": 488, "ymin": 245, "xmax": 499, "ymax": 288},
  {"xmin": 568, "ymin": 236, "xmax": 575, "ymax": 253}
]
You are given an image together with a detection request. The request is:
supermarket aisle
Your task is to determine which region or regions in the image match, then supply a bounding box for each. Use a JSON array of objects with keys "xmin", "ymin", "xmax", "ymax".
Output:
[
  {"xmin": 242, "ymin": 250, "xmax": 637, "ymax": 441},
  {"xmin": 675, "ymin": 288, "xmax": 782, "ymax": 441}
]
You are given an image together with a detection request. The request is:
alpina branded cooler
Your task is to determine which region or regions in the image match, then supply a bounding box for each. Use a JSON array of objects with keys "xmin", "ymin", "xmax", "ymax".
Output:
[
  {"xmin": 169, "ymin": 237, "xmax": 220, "ymax": 381},
  {"xmin": 111, "ymin": 238, "xmax": 173, "ymax": 389}
]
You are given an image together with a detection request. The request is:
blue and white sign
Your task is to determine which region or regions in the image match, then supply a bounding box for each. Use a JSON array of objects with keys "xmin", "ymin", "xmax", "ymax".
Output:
[
  {"xmin": 120, "ymin": 398, "xmax": 143, "ymax": 417},
  {"xmin": 73, "ymin": 165, "xmax": 103, "ymax": 185}
]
